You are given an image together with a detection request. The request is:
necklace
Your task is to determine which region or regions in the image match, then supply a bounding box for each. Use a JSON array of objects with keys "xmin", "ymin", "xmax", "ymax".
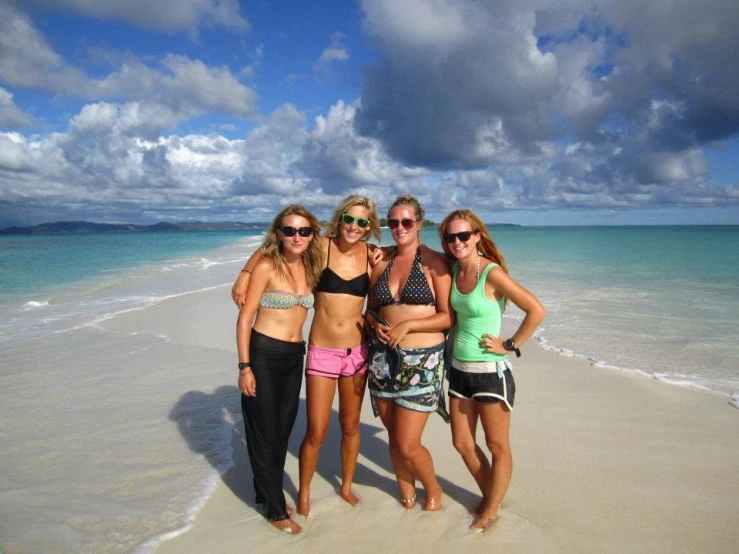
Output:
[{"xmin": 475, "ymin": 253, "xmax": 481, "ymax": 283}]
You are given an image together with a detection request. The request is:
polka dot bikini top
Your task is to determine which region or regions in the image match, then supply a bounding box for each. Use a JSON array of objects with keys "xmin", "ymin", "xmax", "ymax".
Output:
[{"xmin": 371, "ymin": 247, "xmax": 435, "ymax": 306}]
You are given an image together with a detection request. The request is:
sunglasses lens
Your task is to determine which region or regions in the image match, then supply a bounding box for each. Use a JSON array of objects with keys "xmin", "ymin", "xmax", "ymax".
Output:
[
  {"xmin": 281, "ymin": 226, "xmax": 311, "ymax": 237},
  {"xmin": 389, "ymin": 219, "xmax": 415, "ymax": 230},
  {"xmin": 341, "ymin": 214, "xmax": 370, "ymax": 228},
  {"xmin": 444, "ymin": 231, "xmax": 473, "ymax": 243}
]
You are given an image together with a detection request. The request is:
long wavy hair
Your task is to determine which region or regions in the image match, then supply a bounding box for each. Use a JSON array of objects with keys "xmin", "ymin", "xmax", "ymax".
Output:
[
  {"xmin": 439, "ymin": 209, "xmax": 509, "ymax": 307},
  {"xmin": 323, "ymin": 194, "xmax": 381, "ymax": 242},
  {"xmin": 261, "ymin": 205, "xmax": 324, "ymax": 289}
]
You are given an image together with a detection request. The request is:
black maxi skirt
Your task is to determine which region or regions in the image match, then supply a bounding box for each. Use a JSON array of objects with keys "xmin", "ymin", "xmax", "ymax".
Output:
[{"xmin": 240, "ymin": 329, "xmax": 305, "ymax": 521}]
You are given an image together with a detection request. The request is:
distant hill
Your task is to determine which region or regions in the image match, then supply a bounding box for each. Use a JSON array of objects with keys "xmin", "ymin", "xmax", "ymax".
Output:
[{"xmin": 0, "ymin": 221, "xmax": 270, "ymax": 235}]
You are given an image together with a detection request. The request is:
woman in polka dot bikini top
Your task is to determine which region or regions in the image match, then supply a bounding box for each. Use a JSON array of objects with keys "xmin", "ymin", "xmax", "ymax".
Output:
[{"xmin": 365, "ymin": 194, "xmax": 453, "ymax": 513}]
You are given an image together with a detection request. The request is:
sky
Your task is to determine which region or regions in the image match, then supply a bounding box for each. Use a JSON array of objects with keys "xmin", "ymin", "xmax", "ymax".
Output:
[{"xmin": 1, "ymin": 0, "xmax": 738, "ymax": 227}]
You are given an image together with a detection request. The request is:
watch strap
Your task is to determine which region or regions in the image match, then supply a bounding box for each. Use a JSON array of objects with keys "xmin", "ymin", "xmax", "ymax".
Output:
[{"xmin": 504, "ymin": 339, "xmax": 521, "ymax": 358}]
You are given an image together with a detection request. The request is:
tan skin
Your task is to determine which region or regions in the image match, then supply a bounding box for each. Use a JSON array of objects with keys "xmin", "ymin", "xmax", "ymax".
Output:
[
  {"xmin": 236, "ymin": 213, "xmax": 315, "ymax": 535},
  {"xmin": 445, "ymin": 218, "xmax": 546, "ymax": 531},
  {"xmin": 366, "ymin": 204, "xmax": 453, "ymax": 511},
  {"xmin": 233, "ymin": 205, "xmax": 379, "ymax": 517}
]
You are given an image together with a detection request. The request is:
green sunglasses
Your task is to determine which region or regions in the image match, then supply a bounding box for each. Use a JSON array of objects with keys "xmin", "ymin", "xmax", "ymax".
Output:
[{"xmin": 340, "ymin": 213, "xmax": 370, "ymax": 228}]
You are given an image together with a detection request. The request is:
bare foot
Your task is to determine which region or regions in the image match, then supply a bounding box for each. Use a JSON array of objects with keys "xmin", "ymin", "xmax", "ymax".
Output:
[
  {"xmin": 340, "ymin": 488, "xmax": 360, "ymax": 507},
  {"xmin": 270, "ymin": 517, "xmax": 303, "ymax": 534},
  {"xmin": 287, "ymin": 505, "xmax": 295, "ymax": 518},
  {"xmin": 296, "ymin": 493, "xmax": 310, "ymax": 517},
  {"xmin": 423, "ymin": 486, "xmax": 443, "ymax": 512},
  {"xmin": 469, "ymin": 512, "xmax": 497, "ymax": 531},
  {"xmin": 400, "ymin": 492, "xmax": 417, "ymax": 509}
]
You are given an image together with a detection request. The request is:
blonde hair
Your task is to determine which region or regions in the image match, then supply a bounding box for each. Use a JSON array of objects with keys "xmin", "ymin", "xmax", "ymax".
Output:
[
  {"xmin": 439, "ymin": 209, "xmax": 509, "ymax": 307},
  {"xmin": 324, "ymin": 195, "xmax": 381, "ymax": 242},
  {"xmin": 387, "ymin": 194, "xmax": 425, "ymax": 221},
  {"xmin": 261, "ymin": 205, "xmax": 325, "ymax": 289}
]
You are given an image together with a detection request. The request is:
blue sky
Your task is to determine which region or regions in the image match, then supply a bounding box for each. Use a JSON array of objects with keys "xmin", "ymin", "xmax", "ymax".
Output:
[{"xmin": 1, "ymin": 0, "xmax": 737, "ymax": 227}]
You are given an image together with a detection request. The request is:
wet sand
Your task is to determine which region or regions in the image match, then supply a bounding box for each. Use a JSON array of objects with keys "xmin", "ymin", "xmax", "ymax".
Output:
[{"xmin": 103, "ymin": 286, "xmax": 739, "ymax": 554}]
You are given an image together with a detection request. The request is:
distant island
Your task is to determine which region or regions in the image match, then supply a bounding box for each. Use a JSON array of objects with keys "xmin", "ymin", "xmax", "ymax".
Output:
[
  {"xmin": 1, "ymin": 219, "xmax": 522, "ymax": 235},
  {"xmin": 0, "ymin": 221, "xmax": 270, "ymax": 235},
  {"xmin": 376, "ymin": 218, "xmax": 520, "ymax": 228}
]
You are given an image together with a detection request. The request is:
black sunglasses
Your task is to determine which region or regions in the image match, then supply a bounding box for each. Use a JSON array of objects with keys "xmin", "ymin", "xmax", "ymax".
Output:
[
  {"xmin": 443, "ymin": 231, "xmax": 475, "ymax": 243},
  {"xmin": 387, "ymin": 218, "xmax": 417, "ymax": 230},
  {"xmin": 341, "ymin": 213, "xmax": 370, "ymax": 228},
  {"xmin": 281, "ymin": 226, "xmax": 312, "ymax": 237}
]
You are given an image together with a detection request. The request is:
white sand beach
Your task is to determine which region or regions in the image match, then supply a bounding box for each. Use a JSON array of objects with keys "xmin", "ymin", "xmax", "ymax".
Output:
[{"xmin": 103, "ymin": 286, "xmax": 739, "ymax": 554}]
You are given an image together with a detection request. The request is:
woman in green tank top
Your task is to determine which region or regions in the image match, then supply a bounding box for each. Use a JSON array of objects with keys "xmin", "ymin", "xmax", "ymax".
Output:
[{"xmin": 439, "ymin": 209, "xmax": 546, "ymax": 532}]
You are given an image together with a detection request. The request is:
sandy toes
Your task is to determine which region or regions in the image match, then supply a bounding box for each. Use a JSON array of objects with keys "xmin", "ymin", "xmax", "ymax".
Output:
[
  {"xmin": 469, "ymin": 514, "xmax": 497, "ymax": 532},
  {"xmin": 270, "ymin": 518, "xmax": 303, "ymax": 535},
  {"xmin": 340, "ymin": 488, "xmax": 361, "ymax": 507}
]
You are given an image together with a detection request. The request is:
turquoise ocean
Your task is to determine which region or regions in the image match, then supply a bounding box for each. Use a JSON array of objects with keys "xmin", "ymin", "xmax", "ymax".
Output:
[{"xmin": 1, "ymin": 225, "xmax": 737, "ymax": 552}]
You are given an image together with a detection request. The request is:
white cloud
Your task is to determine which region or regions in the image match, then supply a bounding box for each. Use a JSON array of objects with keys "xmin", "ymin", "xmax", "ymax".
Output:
[
  {"xmin": 318, "ymin": 32, "xmax": 351, "ymax": 64},
  {"xmin": 356, "ymin": 0, "xmax": 560, "ymax": 166},
  {"xmin": 297, "ymin": 101, "xmax": 411, "ymax": 194},
  {"xmin": 314, "ymin": 32, "xmax": 351, "ymax": 80},
  {"xmin": 0, "ymin": 3, "xmax": 88, "ymax": 91},
  {"xmin": 0, "ymin": 132, "xmax": 34, "ymax": 171},
  {"xmin": 2, "ymin": 0, "xmax": 738, "ymax": 225},
  {"xmin": 90, "ymin": 55, "xmax": 258, "ymax": 119},
  {"xmin": 355, "ymin": 0, "xmax": 739, "ymax": 202},
  {"xmin": 0, "ymin": 3, "xmax": 257, "ymax": 130},
  {"xmin": 0, "ymin": 88, "xmax": 32, "ymax": 128},
  {"xmin": 26, "ymin": 0, "xmax": 249, "ymax": 35}
]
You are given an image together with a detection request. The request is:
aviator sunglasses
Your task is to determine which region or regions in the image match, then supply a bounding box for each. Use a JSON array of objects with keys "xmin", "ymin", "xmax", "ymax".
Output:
[
  {"xmin": 387, "ymin": 218, "xmax": 417, "ymax": 230},
  {"xmin": 281, "ymin": 226, "xmax": 313, "ymax": 237},
  {"xmin": 442, "ymin": 231, "xmax": 475, "ymax": 243},
  {"xmin": 340, "ymin": 213, "xmax": 370, "ymax": 228}
]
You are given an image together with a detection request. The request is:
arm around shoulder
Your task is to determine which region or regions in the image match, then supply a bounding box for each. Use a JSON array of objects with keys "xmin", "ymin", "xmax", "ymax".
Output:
[{"xmin": 232, "ymin": 247, "xmax": 266, "ymax": 307}]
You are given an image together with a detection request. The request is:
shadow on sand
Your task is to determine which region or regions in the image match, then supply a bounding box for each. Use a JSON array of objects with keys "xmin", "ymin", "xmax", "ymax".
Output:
[{"xmin": 169, "ymin": 385, "xmax": 478, "ymax": 513}]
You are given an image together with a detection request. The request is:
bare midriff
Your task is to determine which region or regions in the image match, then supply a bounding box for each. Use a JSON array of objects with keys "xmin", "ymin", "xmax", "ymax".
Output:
[
  {"xmin": 253, "ymin": 306, "xmax": 308, "ymax": 343},
  {"xmin": 309, "ymin": 292, "xmax": 367, "ymax": 348},
  {"xmin": 379, "ymin": 303, "xmax": 444, "ymax": 349}
]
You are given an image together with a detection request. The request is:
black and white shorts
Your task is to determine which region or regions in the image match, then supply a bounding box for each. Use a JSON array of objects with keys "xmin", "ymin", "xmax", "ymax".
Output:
[{"xmin": 448, "ymin": 358, "xmax": 515, "ymax": 410}]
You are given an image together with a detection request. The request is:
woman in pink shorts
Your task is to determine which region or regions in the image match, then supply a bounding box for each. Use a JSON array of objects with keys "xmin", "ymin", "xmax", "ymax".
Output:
[{"xmin": 232, "ymin": 195, "xmax": 381, "ymax": 516}]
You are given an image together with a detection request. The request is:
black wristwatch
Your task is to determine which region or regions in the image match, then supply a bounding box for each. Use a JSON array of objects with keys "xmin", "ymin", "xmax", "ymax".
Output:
[
  {"xmin": 238, "ymin": 362, "xmax": 252, "ymax": 371},
  {"xmin": 503, "ymin": 338, "xmax": 521, "ymax": 358}
]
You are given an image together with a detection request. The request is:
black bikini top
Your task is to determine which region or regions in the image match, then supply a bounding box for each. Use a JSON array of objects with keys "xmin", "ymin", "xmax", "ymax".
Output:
[
  {"xmin": 315, "ymin": 240, "xmax": 370, "ymax": 298},
  {"xmin": 371, "ymin": 247, "xmax": 436, "ymax": 306}
]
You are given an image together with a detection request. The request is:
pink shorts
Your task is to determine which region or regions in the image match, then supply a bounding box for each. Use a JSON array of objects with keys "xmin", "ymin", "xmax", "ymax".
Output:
[{"xmin": 305, "ymin": 343, "xmax": 369, "ymax": 379}]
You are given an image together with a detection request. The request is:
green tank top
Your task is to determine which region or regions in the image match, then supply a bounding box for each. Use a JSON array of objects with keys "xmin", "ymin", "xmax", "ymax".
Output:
[{"xmin": 450, "ymin": 262, "xmax": 507, "ymax": 362}]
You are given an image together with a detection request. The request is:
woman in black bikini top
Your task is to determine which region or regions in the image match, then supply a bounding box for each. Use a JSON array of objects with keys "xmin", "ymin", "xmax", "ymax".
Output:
[
  {"xmin": 315, "ymin": 239, "xmax": 370, "ymax": 297},
  {"xmin": 232, "ymin": 194, "xmax": 382, "ymax": 519},
  {"xmin": 366, "ymin": 194, "xmax": 453, "ymax": 512},
  {"xmin": 371, "ymin": 246, "xmax": 435, "ymax": 306}
]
